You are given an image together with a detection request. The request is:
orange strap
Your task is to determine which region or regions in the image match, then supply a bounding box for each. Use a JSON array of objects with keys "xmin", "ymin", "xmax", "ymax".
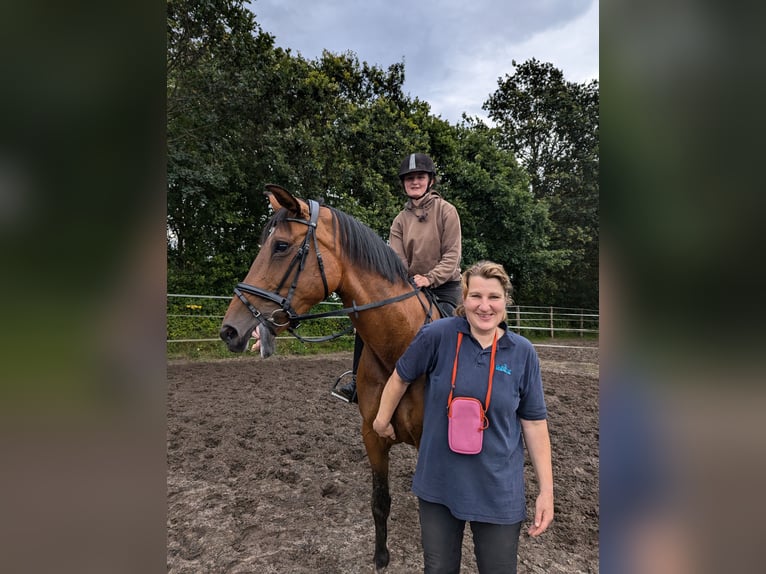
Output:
[{"xmin": 447, "ymin": 329, "xmax": 498, "ymax": 411}]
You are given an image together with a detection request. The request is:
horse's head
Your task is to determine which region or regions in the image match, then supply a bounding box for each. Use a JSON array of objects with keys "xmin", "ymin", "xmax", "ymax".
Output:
[{"xmin": 219, "ymin": 184, "xmax": 342, "ymax": 355}]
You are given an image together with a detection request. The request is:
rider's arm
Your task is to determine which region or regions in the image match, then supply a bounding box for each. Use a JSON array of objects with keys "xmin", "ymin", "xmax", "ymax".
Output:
[
  {"xmin": 372, "ymin": 369, "xmax": 409, "ymax": 440},
  {"xmin": 425, "ymin": 201, "xmax": 461, "ymax": 288}
]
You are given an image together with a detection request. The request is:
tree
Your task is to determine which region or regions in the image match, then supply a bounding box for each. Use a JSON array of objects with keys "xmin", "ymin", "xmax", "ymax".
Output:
[
  {"xmin": 437, "ymin": 117, "xmax": 568, "ymax": 303},
  {"xmin": 483, "ymin": 59, "xmax": 599, "ymax": 308},
  {"xmin": 167, "ymin": 7, "xmax": 573, "ymax": 308},
  {"xmin": 167, "ymin": 0, "xmax": 282, "ymax": 294}
]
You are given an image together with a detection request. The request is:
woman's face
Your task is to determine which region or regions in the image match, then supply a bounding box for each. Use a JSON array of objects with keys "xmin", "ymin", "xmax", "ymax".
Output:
[
  {"xmin": 463, "ymin": 275, "xmax": 506, "ymax": 336},
  {"xmin": 402, "ymin": 171, "xmax": 431, "ymax": 198}
]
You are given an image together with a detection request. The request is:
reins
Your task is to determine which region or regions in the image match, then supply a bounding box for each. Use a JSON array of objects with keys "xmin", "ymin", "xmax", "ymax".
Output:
[
  {"xmin": 233, "ymin": 199, "xmax": 437, "ymax": 343},
  {"xmin": 236, "ymin": 280, "xmax": 427, "ymax": 342}
]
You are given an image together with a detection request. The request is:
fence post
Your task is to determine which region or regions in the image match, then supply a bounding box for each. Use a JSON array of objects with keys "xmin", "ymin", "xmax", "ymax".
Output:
[
  {"xmin": 580, "ymin": 310, "xmax": 584, "ymax": 338},
  {"xmin": 549, "ymin": 306, "xmax": 554, "ymax": 338},
  {"xmin": 515, "ymin": 305, "xmax": 521, "ymax": 331}
]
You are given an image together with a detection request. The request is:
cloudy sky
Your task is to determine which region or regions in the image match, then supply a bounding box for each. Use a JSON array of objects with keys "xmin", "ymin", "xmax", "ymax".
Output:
[{"xmin": 247, "ymin": 0, "xmax": 599, "ymax": 124}]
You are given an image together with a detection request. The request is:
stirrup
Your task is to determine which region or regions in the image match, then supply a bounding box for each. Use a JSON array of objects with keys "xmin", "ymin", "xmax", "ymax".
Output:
[{"xmin": 331, "ymin": 370, "xmax": 355, "ymax": 402}]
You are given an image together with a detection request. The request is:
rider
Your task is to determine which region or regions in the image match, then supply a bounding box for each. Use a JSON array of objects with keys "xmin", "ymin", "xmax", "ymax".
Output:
[{"xmin": 334, "ymin": 152, "xmax": 463, "ymax": 403}]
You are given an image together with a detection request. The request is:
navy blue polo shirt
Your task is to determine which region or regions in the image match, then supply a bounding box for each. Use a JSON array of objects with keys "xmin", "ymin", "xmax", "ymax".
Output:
[{"xmin": 396, "ymin": 316, "xmax": 547, "ymax": 524}]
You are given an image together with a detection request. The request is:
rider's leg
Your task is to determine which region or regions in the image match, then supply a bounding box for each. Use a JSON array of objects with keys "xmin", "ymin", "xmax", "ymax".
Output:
[{"xmin": 335, "ymin": 334, "xmax": 362, "ymax": 403}]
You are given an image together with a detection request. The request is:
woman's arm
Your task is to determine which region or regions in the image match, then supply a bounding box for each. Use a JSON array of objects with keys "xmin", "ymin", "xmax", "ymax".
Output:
[
  {"xmin": 520, "ymin": 418, "xmax": 554, "ymax": 536},
  {"xmin": 372, "ymin": 369, "xmax": 410, "ymax": 440}
]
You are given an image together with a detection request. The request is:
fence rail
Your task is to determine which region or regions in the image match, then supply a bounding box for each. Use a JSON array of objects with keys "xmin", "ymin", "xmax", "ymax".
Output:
[{"xmin": 167, "ymin": 294, "xmax": 599, "ymax": 344}]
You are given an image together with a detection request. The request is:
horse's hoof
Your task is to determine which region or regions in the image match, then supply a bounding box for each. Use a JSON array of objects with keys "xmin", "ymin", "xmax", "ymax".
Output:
[{"xmin": 374, "ymin": 549, "xmax": 390, "ymax": 572}]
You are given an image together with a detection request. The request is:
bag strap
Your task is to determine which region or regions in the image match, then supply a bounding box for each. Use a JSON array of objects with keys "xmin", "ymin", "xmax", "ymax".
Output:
[{"xmin": 447, "ymin": 329, "xmax": 498, "ymax": 411}]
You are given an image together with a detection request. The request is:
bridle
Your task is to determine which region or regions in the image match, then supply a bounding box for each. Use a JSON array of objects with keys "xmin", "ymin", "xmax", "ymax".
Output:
[{"xmin": 232, "ymin": 199, "xmax": 433, "ymax": 342}]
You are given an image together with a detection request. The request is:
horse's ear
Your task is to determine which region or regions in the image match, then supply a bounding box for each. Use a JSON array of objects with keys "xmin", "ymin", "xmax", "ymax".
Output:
[
  {"xmin": 264, "ymin": 183, "xmax": 309, "ymax": 218},
  {"xmin": 265, "ymin": 191, "xmax": 281, "ymax": 212},
  {"xmin": 265, "ymin": 183, "xmax": 288, "ymax": 196},
  {"xmin": 264, "ymin": 184, "xmax": 302, "ymax": 214}
]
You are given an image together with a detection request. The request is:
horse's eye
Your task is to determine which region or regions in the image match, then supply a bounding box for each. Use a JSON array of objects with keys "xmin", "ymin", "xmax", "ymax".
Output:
[{"xmin": 273, "ymin": 241, "xmax": 290, "ymax": 253}]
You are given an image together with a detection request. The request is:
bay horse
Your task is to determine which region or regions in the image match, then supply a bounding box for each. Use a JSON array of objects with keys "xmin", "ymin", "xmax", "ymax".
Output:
[{"xmin": 219, "ymin": 184, "xmax": 441, "ymax": 571}]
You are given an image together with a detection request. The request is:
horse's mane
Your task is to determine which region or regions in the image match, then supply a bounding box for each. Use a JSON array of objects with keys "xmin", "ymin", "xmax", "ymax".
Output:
[
  {"xmin": 330, "ymin": 207, "xmax": 410, "ymax": 284},
  {"xmin": 262, "ymin": 204, "xmax": 410, "ymax": 285}
]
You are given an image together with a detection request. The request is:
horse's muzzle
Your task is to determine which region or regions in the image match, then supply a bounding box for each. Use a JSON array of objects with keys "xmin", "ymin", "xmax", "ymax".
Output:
[
  {"xmin": 220, "ymin": 322, "xmax": 277, "ymax": 357},
  {"xmin": 219, "ymin": 324, "xmax": 249, "ymax": 353}
]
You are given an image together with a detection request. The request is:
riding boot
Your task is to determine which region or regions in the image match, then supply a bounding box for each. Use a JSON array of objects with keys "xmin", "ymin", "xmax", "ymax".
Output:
[{"xmin": 338, "ymin": 377, "xmax": 357, "ymax": 403}]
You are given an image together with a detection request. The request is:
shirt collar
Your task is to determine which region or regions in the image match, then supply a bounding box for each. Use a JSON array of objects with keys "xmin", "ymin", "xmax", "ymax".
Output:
[{"xmin": 455, "ymin": 318, "xmax": 512, "ymax": 347}]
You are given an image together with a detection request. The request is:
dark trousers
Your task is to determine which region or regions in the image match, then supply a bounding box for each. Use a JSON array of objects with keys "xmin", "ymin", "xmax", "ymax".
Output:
[
  {"xmin": 430, "ymin": 280, "xmax": 463, "ymax": 311},
  {"xmin": 418, "ymin": 498, "xmax": 522, "ymax": 574}
]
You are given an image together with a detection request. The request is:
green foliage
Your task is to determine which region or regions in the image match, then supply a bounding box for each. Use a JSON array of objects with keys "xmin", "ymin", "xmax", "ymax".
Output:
[
  {"xmin": 484, "ymin": 59, "xmax": 599, "ymax": 307},
  {"xmin": 167, "ymin": 2, "xmax": 598, "ymax": 315},
  {"xmin": 166, "ymin": 295, "xmax": 355, "ymax": 360},
  {"xmin": 436, "ymin": 119, "xmax": 569, "ymax": 303},
  {"xmin": 166, "ymin": 295, "xmax": 596, "ymax": 361}
]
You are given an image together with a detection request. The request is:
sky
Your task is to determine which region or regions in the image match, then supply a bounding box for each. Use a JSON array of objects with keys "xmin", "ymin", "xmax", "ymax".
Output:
[{"xmin": 247, "ymin": 0, "xmax": 599, "ymax": 125}]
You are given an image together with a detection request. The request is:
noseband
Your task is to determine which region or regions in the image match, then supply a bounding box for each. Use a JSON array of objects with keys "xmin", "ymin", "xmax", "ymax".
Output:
[{"xmin": 233, "ymin": 199, "xmax": 330, "ymax": 331}]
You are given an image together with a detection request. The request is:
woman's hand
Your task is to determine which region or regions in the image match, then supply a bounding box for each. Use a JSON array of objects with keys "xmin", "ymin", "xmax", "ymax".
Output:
[
  {"xmin": 527, "ymin": 491, "xmax": 554, "ymax": 537},
  {"xmin": 373, "ymin": 418, "xmax": 396, "ymax": 440}
]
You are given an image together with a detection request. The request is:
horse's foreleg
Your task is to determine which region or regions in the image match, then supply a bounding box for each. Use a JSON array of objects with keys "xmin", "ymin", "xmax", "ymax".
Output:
[
  {"xmin": 364, "ymin": 431, "xmax": 392, "ymax": 571},
  {"xmin": 371, "ymin": 467, "xmax": 391, "ymax": 570}
]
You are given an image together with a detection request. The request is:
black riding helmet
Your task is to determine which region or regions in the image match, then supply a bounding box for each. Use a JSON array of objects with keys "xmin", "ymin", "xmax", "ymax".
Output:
[
  {"xmin": 398, "ymin": 153, "xmax": 436, "ymax": 179},
  {"xmin": 398, "ymin": 153, "xmax": 436, "ymax": 200}
]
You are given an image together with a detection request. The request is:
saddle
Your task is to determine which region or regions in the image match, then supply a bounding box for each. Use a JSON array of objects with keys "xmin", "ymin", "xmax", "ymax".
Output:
[{"xmin": 423, "ymin": 287, "xmax": 456, "ymax": 318}]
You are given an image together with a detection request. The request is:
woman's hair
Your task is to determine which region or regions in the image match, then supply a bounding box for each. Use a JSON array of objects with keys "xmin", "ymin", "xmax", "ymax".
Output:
[{"xmin": 454, "ymin": 260, "xmax": 514, "ymax": 319}]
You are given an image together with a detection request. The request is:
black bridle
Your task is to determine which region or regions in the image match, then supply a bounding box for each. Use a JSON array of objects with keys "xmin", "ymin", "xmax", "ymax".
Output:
[{"xmin": 233, "ymin": 199, "xmax": 432, "ymax": 342}]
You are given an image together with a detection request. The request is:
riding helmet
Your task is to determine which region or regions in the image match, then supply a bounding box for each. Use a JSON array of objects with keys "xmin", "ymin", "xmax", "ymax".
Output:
[{"xmin": 398, "ymin": 153, "xmax": 436, "ymax": 179}]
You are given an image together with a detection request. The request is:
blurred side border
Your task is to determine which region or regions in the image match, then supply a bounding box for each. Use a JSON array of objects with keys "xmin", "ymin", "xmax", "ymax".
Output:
[
  {"xmin": 0, "ymin": 1, "xmax": 167, "ymax": 573},
  {"xmin": 602, "ymin": 1, "xmax": 766, "ymax": 573}
]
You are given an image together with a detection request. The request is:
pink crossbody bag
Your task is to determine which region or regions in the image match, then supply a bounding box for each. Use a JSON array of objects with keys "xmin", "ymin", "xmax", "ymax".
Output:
[{"xmin": 447, "ymin": 331, "xmax": 498, "ymax": 455}]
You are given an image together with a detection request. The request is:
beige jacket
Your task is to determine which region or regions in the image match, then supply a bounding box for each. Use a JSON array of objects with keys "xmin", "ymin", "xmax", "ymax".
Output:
[{"xmin": 389, "ymin": 191, "xmax": 462, "ymax": 287}]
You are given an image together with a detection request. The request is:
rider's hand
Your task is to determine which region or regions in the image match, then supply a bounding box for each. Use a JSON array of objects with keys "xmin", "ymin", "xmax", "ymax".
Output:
[{"xmin": 250, "ymin": 329, "xmax": 261, "ymax": 352}]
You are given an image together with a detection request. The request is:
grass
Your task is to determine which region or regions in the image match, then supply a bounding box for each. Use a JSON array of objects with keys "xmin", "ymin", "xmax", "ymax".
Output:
[
  {"xmin": 167, "ymin": 331, "xmax": 597, "ymax": 362},
  {"xmin": 167, "ymin": 335, "xmax": 355, "ymax": 361},
  {"xmin": 166, "ymin": 295, "xmax": 597, "ymax": 361}
]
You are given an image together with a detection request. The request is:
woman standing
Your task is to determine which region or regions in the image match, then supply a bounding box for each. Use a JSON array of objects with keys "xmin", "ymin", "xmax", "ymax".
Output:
[{"xmin": 373, "ymin": 260, "xmax": 553, "ymax": 573}]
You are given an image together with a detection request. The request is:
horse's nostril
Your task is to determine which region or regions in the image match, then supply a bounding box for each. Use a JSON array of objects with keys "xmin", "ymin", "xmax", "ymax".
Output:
[{"xmin": 219, "ymin": 325, "xmax": 237, "ymax": 342}]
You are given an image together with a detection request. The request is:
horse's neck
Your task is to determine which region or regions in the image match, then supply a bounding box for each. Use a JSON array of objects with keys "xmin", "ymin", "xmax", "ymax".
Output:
[
  {"xmin": 337, "ymin": 277, "xmax": 424, "ymax": 361},
  {"xmin": 338, "ymin": 272, "xmax": 408, "ymax": 308}
]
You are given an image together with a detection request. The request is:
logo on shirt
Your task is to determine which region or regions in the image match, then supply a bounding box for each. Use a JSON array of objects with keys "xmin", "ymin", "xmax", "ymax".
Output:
[{"xmin": 495, "ymin": 363, "xmax": 512, "ymax": 375}]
